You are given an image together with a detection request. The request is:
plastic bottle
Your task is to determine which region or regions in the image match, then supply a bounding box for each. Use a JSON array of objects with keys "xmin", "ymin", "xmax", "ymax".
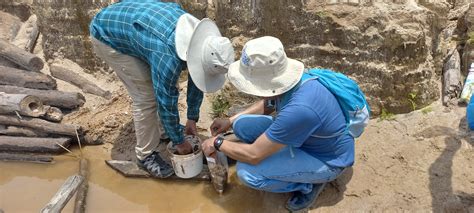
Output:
[
  {"xmin": 460, "ymin": 63, "xmax": 474, "ymax": 103},
  {"xmin": 467, "ymin": 95, "xmax": 474, "ymax": 130}
]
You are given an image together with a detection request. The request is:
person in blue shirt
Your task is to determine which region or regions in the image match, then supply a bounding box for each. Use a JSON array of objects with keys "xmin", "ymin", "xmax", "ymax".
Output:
[
  {"xmin": 90, "ymin": 1, "xmax": 234, "ymax": 178},
  {"xmin": 202, "ymin": 36, "xmax": 354, "ymax": 211}
]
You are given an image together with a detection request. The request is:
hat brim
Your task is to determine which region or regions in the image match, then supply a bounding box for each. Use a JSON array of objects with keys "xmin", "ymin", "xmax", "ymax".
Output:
[
  {"xmin": 175, "ymin": 14, "xmax": 200, "ymax": 61},
  {"xmin": 186, "ymin": 18, "xmax": 225, "ymax": 93},
  {"xmin": 228, "ymin": 58, "xmax": 304, "ymax": 97}
]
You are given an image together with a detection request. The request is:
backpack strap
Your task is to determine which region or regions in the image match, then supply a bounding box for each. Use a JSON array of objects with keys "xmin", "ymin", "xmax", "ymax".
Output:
[{"xmin": 304, "ymin": 69, "xmax": 350, "ymax": 139}]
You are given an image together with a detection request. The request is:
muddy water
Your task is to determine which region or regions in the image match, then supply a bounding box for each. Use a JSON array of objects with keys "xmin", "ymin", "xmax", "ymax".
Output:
[{"xmin": 0, "ymin": 146, "xmax": 288, "ymax": 212}]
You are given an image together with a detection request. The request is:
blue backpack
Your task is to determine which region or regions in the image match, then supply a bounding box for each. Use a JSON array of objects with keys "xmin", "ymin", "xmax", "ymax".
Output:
[{"xmin": 302, "ymin": 68, "xmax": 370, "ymax": 138}]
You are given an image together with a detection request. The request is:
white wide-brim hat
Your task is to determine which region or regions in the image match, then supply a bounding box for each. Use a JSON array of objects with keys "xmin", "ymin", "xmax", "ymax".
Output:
[
  {"xmin": 187, "ymin": 18, "xmax": 235, "ymax": 93},
  {"xmin": 228, "ymin": 36, "xmax": 304, "ymax": 97},
  {"xmin": 175, "ymin": 13, "xmax": 200, "ymax": 61}
]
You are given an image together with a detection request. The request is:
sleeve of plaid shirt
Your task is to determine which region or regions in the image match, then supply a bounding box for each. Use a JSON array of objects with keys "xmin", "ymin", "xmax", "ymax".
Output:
[
  {"xmin": 150, "ymin": 52, "xmax": 186, "ymax": 145},
  {"xmin": 186, "ymin": 74, "xmax": 203, "ymax": 122}
]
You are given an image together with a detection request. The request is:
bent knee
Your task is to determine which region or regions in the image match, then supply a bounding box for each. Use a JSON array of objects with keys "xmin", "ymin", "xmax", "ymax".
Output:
[{"xmin": 236, "ymin": 164, "xmax": 267, "ymax": 190}]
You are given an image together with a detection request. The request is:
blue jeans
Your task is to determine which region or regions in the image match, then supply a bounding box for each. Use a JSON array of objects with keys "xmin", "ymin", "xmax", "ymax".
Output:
[{"xmin": 233, "ymin": 115, "xmax": 344, "ymax": 194}]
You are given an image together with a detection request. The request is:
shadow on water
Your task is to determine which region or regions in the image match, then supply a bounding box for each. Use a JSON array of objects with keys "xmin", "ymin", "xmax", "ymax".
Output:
[{"xmin": 418, "ymin": 117, "xmax": 474, "ymax": 213}]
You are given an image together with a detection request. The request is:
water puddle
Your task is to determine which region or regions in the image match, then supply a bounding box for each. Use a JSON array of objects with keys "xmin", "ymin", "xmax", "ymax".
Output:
[{"xmin": 0, "ymin": 146, "xmax": 287, "ymax": 212}]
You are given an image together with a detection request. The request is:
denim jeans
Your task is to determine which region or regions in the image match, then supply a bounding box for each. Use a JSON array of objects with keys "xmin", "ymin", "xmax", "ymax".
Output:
[{"xmin": 233, "ymin": 114, "xmax": 344, "ymax": 194}]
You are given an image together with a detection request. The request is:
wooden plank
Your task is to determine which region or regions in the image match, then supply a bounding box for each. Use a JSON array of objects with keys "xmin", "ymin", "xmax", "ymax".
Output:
[
  {"xmin": 0, "ymin": 115, "xmax": 79, "ymax": 136},
  {"xmin": 50, "ymin": 62, "xmax": 111, "ymax": 99},
  {"xmin": 0, "ymin": 136, "xmax": 71, "ymax": 153},
  {"xmin": 0, "ymin": 85, "xmax": 85, "ymax": 109},
  {"xmin": 0, "ymin": 152, "xmax": 53, "ymax": 164},
  {"xmin": 105, "ymin": 160, "xmax": 211, "ymax": 181},
  {"xmin": 0, "ymin": 93, "xmax": 45, "ymax": 117},
  {"xmin": 41, "ymin": 175, "xmax": 85, "ymax": 213},
  {"xmin": 0, "ymin": 39, "xmax": 43, "ymax": 71},
  {"xmin": 73, "ymin": 159, "xmax": 89, "ymax": 213},
  {"xmin": 0, "ymin": 65, "xmax": 56, "ymax": 90}
]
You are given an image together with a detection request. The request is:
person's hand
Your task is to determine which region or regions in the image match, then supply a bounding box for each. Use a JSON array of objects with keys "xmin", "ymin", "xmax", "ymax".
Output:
[
  {"xmin": 210, "ymin": 118, "xmax": 231, "ymax": 136},
  {"xmin": 175, "ymin": 141, "xmax": 193, "ymax": 155},
  {"xmin": 202, "ymin": 137, "xmax": 217, "ymax": 157},
  {"xmin": 185, "ymin": 119, "xmax": 198, "ymax": 136}
]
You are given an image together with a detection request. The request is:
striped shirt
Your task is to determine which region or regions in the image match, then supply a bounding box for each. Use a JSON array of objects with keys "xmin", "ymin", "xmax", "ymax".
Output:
[{"xmin": 90, "ymin": 1, "xmax": 203, "ymax": 145}]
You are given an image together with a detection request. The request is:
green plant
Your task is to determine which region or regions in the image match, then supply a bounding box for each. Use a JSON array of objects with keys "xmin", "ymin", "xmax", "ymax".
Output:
[
  {"xmin": 468, "ymin": 31, "xmax": 474, "ymax": 44},
  {"xmin": 408, "ymin": 92, "xmax": 417, "ymax": 111},
  {"xmin": 379, "ymin": 108, "xmax": 395, "ymax": 121},
  {"xmin": 315, "ymin": 11, "xmax": 328, "ymax": 18},
  {"xmin": 211, "ymin": 94, "xmax": 230, "ymax": 118},
  {"xmin": 421, "ymin": 106, "xmax": 433, "ymax": 115}
]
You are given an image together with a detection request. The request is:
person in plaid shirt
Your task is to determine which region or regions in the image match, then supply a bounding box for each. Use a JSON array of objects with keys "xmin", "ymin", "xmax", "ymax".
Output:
[{"xmin": 90, "ymin": 1, "xmax": 234, "ymax": 178}]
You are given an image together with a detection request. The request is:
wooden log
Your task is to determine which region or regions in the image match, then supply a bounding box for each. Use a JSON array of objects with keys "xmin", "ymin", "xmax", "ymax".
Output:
[
  {"xmin": 0, "ymin": 136, "xmax": 71, "ymax": 153},
  {"xmin": 0, "ymin": 125, "xmax": 49, "ymax": 137},
  {"xmin": 41, "ymin": 106, "xmax": 63, "ymax": 123},
  {"xmin": 0, "ymin": 115, "xmax": 80, "ymax": 136},
  {"xmin": 0, "ymin": 39, "xmax": 43, "ymax": 71},
  {"xmin": 11, "ymin": 15, "xmax": 39, "ymax": 53},
  {"xmin": 0, "ymin": 93, "xmax": 45, "ymax": 117},
  {"xmin": 0, "ymin": 85, "xmax": 85, "ymax": 109},
  {"xmin": 41, "ymin": 175, "xmax": 85, "ymax": 213},
  {"xmin": 105, "ymin": 160, "xmax": 211, "ymax": 181},
  {"xmin": 0, "ymin": 152, "xmax": 53, "ymax": 164},
  {"xmin": 73, "ymin": 159, "xmax": 89, "ymax": 213},
  {"xmin": 0, "ymin": 65, "xmax": 56, "ymax": 90},
  {"xmin": 443, "ymin": 49, "xmax": 462, "ymax": 106},
  {"xmin": 50, "ymin": 63, "xmax": 111, "ymax": 99},
  {"xmin": 0, "ymin": 56, "xmax": 21, "ymax": 69}
]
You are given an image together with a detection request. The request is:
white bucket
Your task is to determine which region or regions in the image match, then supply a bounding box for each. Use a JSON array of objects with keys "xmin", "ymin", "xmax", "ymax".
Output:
[{"xmin": 167, "ymin": 137, "xmax": 203, "ymax": 179}]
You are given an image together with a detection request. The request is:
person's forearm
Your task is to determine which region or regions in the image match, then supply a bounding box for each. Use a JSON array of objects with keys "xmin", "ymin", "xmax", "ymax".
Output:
[
  {"xmin": 218, "ymin": 140, "xmax": 260, "ymax": 165},
  {"xmin": 186, "ymin": 78, "xmax": 204, "ymax": 121}
]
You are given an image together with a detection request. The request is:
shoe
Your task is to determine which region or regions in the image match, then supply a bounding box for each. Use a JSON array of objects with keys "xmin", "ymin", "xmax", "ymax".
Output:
[
  {"xmin": 285, "ymin": 183, "xmax": 327, "ymax": 212},
  {"xmin": 137, "ymin": 152, "xmax": 174, "ymax": 178}
]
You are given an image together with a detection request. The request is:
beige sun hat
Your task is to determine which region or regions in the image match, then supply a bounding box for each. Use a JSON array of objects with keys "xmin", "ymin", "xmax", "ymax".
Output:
[
  {"xmin": 228, "ymin": 36, "xmax": 304, "ymax": 97},
  {"xmin": 175, "ymin": 13, "xmax": 200, "ymax": 61},
  {"xmin": 187, "ymin": 18, "xmax": 235, "ymax": 93}
]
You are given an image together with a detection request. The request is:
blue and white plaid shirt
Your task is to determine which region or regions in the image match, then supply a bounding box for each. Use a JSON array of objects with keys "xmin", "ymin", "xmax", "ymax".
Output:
[{"xmin": 90, "ymin": 1, "xmax": 203, "ymax": 145}]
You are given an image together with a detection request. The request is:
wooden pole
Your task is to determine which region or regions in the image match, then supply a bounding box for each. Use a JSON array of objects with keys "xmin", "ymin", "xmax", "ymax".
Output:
[
  {"xmin": 0, "ymin": 125, "xmax": 49, "ymax": 137},
  {"xmin": 73, "ymin": 159, "xmax": 89, "ymax": 213},
  {"xmin": 0, "ymin": 93, "xmax": 45, "ymax": 117},
  {"xmin": 443, "ymin": 49, "xmax": 462, "ymax": 106},
  {"xmin": 0, "ymin": 85, "xmax": 85, "ymax": 109},
  {"xmin": 0, "ymin": 39, "xmax": 43, "ymax": 71},
  {"xmin": 0, "ymin": 152, "xmax": 53, "ymax": 164},
  {"xmin": 0, "ymin": 65, "xmax": 57, "ymax": 90},
  {"xmin": 50, "ymin": 63, "xmax": 112, "ymax": 99},
  {"xmin": 0, "ymin": 115, "xmax": 80, "ymax": 136},
  {"xmin": 0, "ymin": 136, "xmax": 71, "ymax": 153},
  {"xmin": 41, "ymin": 175, "xmax": 85, "ymax": 213},
  {"xmin": 41, "ymin": 106, "xmax": 63, "ymax": 123},
  {"xmin": 11, "ymin": 15, "xmax": 39, "ymax": 53}
]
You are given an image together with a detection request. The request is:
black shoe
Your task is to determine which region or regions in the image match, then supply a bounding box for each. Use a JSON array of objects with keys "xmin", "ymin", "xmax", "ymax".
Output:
[
  {"xmin": 285, "ymin": 183, "xmax": 327, "ymax": 212},
  {"xmin": 137, "ymin": 152, "xmax": 174, "ymax": 178}
]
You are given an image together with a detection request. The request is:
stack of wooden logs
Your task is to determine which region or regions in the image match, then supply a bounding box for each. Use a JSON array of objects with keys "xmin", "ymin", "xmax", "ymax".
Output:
[{"xmin": 0, "ymin": 14, "xmax": 108, "ymax": 163}]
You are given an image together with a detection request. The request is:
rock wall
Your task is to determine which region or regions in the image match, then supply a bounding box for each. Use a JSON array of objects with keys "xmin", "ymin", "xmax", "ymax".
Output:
[{"xmin": 0, "ymin": 0, "xmax": 470, "ymax": 115}]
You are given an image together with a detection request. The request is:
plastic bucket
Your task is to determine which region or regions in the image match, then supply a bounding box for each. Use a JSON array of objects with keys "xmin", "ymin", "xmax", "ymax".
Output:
[{"xmin": 167, "ymin": 138, "xmax": 203, "ymax": 178}]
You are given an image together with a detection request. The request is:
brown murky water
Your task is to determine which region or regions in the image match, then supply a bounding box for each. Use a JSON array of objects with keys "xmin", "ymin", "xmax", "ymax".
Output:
[{"xmin": 0, "ymin": 146, "xmax": 288, "ymax": 212}]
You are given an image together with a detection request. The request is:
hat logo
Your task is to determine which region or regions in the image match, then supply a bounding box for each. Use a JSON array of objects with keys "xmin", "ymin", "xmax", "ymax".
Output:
[{"xmin": 241, "ymin": 48, "xmax": 250, "ymax": 66}]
